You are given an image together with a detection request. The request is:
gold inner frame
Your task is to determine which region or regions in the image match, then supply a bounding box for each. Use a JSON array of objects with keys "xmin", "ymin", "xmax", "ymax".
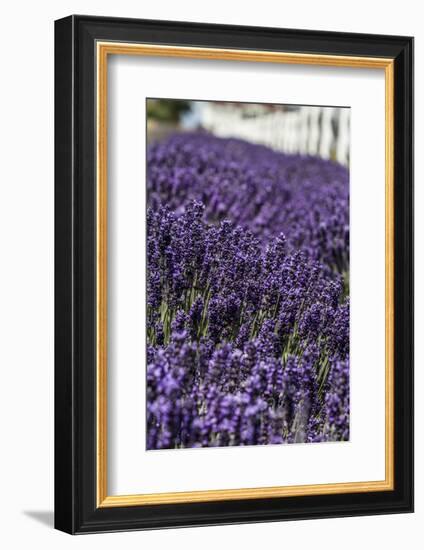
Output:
[{"xmin": 96, "ymin": 42, "xmax": 395, "ymax": 508}]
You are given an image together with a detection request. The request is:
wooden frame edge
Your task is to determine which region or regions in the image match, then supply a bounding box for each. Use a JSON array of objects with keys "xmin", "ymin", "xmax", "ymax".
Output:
[
  {"xmin": 96, "ymin": 41, "xmax": 108, "ymax": 507},
  {"xmin": 96, "ymin": 42, "xmax": 395, "ymax": 508}
]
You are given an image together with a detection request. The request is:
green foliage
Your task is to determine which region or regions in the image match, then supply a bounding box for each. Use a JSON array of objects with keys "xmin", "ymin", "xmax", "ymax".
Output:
[{"xmin": 147, "ymin": 99, "xmax": 191, "ymax": 123}]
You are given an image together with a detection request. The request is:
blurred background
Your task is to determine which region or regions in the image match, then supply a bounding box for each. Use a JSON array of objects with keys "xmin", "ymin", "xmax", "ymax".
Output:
[{"xmin": 147, "ymin": 99, "xmax": 350, "ymax": 166}]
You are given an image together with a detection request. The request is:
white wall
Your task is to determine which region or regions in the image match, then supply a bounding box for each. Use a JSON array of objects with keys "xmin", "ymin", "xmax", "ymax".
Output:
[{"xmin": 0, "ymin": 1, "xmax": 420, "ymax": 548}]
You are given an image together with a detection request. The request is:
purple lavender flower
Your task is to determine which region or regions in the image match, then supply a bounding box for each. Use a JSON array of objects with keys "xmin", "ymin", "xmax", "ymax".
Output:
[
  {"xmin": 146, "ymin": 133, "xmax": 350, "ymax": 449},
  {"xmin": 147, "ymin": 133, "xmax": 349, "ymax": 274}
]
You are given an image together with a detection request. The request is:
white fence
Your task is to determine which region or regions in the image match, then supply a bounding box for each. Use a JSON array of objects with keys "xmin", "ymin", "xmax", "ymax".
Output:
[{"xmin": 198, "ymin": 104, "xmax": 350, "ymax": 166}]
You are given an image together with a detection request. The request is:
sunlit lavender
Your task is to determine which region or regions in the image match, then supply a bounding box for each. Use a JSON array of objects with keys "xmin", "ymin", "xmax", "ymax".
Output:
[{"xmin": 146, "ymin": 131, "xmax": 350, "ymax": 450}]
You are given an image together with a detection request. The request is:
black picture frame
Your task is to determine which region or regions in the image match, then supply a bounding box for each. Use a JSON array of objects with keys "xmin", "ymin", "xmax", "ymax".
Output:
[{"xmin": 55, "ymin": 14, "xmax": 414, "ymax": 534}]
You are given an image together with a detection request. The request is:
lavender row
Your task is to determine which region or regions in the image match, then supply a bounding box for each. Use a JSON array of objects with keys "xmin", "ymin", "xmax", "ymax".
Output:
[
  {"xmin": 147, "ymin": 333, "xmax": 349, "ymax": 449},
  {"xmin": 147, "ymin": 133, "xmax": 349, "ymax": 275},
  {"xmin": 147, "ymin": 201, "xmax": 349, "ymax": 448}
]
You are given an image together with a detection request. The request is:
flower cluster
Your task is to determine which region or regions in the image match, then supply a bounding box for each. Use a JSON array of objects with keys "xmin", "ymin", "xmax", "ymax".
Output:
[
  {"xmin": 146, "ymin": 133, "xmax": 350, "ymax": 449},
  {"xmin": 147, "ymin": 133, "xmax": 349, "ymax": 275}
]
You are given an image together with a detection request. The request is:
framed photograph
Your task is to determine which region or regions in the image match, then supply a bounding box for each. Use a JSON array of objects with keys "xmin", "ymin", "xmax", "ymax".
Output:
[{"xmin": 54, "ymin": 15, "xmax": 413, "ymax": 534}]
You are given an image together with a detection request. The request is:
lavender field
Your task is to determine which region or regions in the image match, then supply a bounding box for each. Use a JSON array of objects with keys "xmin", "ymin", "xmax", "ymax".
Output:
[{"xmin": 146, "ymin": 130, "xmax": 350, "ymax": 450}]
